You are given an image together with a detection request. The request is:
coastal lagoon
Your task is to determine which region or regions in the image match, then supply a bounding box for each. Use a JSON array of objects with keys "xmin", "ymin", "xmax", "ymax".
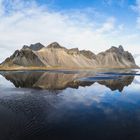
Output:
[{"xmin": 0, "ymin": 69, "xmax": 140, "ymax": 140}]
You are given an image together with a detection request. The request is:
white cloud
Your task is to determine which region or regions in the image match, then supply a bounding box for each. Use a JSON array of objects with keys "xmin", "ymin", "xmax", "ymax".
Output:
[
  {"xmin": 0, "ymin": 0, "xmax": 139, "ymax": 66},
  {"xmin": 96, "ymin": 17, "xmax": 115, "ymax": 33}
]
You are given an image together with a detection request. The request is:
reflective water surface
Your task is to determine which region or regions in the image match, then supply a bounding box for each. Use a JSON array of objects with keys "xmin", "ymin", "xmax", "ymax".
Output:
[{"xmin": 0, "ymin": 69, "xmax": 140, "ymax": 140}]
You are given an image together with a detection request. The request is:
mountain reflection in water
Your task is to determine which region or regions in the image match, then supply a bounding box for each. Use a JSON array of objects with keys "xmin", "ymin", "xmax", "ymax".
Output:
[
  {"xmin": 0, "ymin": 69, "xmax": 139, "ymax": 140},
  {"xmin": 1, "ymin": 70, "xmax": 135, "ymax": 92}
]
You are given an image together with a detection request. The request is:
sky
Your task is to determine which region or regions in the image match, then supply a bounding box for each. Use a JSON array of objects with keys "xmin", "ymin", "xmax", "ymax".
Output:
[{"xmin": 0, "ymin": 0, "xmax": 140, "ymax": 65}]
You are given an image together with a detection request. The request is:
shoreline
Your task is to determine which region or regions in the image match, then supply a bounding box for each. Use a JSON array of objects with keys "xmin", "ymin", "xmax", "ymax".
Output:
[{"xmin": 0, "ymin": 66, "xmax": 139, "ymax": 71}]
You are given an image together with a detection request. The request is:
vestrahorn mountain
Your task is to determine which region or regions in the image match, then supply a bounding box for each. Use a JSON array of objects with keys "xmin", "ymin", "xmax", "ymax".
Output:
[{"xmin": 0, "ymin": 42, "xmax": 138, "ymax": 69}]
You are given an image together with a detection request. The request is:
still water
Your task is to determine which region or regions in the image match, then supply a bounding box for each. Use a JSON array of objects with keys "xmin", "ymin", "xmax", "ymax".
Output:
[{"xmin": 0, "ymin": 69, "xmax": 140, "ymax": 140}]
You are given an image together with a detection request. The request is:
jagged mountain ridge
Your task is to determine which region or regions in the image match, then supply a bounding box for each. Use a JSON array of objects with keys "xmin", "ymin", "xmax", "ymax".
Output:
[{"xmin": 1, "ymin": 42, "xmax": 138, "ymax": 68}]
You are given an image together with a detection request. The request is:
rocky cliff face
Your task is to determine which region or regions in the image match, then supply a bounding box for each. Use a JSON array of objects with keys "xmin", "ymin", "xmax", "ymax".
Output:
[
  {"xmin": 0, "ymin": 42, "xmax": 138, "ymax": 68},
  {"xmin": 2, "ymin": 48, "xmax": 45, "ymax": 67},
  {"xmin": 97, "ymin": 45, "xmax": 136, "ymax": 68}
]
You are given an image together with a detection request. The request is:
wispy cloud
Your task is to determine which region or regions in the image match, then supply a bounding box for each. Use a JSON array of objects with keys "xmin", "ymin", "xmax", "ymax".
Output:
[
  {"xmin": 131, "ymin": 0, "xmax": 140, "ymax": 28},
  {"xmin": 96, "ymin": 17, "xmax": 115, "ymax": 33},
  {"xmin": 103, "ymin": 0, "xmax": 125, "ymax": 7},
  {"xmin": 131, "ymin": 0, "xmax": 140, "ymax": 12}
]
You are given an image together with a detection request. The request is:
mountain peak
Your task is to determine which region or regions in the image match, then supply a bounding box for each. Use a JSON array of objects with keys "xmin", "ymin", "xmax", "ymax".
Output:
[
  {"xmin": 118, "ymin": 45, "xmax": 124, "ymax": 51},
  {"xmin": 22, "ymin": 42, "xmax": 45, "ymax": 51},
  {"xmin": 106, "ymin": 45, "xmax": 124, "ymax": 53},
  {"xmin": 47, "ymin": 42, "xmax": 65, "ymax": 49}
]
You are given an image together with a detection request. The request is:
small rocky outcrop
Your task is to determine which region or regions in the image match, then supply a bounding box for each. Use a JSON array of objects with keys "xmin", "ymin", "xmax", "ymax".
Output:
[
  {"xmin": 80, "ymin": 50, "xmax": 96, "ymax": 59},
  {"xmin": 67, "ymin": 48, "xmax": 80, "ymax": 55}
]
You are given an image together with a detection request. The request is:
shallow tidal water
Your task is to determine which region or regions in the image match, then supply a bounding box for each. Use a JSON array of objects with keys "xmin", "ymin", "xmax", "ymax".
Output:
[{"xmin": 0, "ymin": 69, "xmax": 140, "ymax": 140}]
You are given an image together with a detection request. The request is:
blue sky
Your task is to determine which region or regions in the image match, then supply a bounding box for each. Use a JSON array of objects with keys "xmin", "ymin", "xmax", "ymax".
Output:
[
  {"xmin": 37, "ymin": 0, "xmax": 139, "ymax": 30},
  {"xmin": 38, "ymin": 0, "xmax": 136, "ymax": 24},
  {"xmin": 0, "ymin": 0, "xmax": 140, "ymax": 65}
]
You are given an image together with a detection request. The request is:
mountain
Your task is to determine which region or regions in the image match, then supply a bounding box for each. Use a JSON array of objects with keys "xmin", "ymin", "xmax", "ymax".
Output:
[
  {"xmin": 134, "ymin": 54, "xmax": 140, "ymax": 66},
  {"xmin": 0, "ymin": 42, "xmax": 138, "ymax": 69},
  {"xmin": 97, "ymin": 45, "xmax": 136, "ymax": 68}
]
